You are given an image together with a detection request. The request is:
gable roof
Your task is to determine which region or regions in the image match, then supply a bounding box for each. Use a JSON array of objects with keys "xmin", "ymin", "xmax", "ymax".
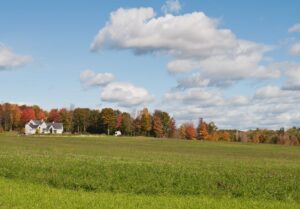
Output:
[
  {"xmin": 26, "ymin": 120, "xmax": 63, "ymax": 130},
  {"xmin": 28, "ymin": 123, "xmax": 39, "ymax": 129},
  {"xmin": 46, "ymin": 122, "xmax": 63, "ymax": 130},
  {"xmin": 31, "ymin": 120, "xmax": 43, "ymax": 125}
]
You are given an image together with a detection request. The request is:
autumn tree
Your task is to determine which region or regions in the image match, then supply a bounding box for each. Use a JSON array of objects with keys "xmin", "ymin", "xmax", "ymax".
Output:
[
  {"xmin": 32, "ymin": 105, "xmax": 46, "ymax": 121},
  {"xmin": 185, "ymin": 123, "xmax": 196, "ymax": 140},
  {"xmin": 133, "ymin": 117, "xmax": 141, "ymax": 136},
  {"xmin": 168, "ymin": 117, "xmax": 176, "ymax": 138},
  {"xmin": 33, "ymin": 105, "xmax": 46, "ymax": 120},
  {"xmin": 1, "ymin": 103, "xmax": 13, "ymax": 131},
  {"xmin": 178, "ymin": 124, "xmax": 186, "ymax": 139},
  {"xmin": 48, "ymin": 109, "xmax": 61, "ymax": 122},
  {"xmin": 100, "ymin": 108, "xmax": 116, "ymax": 135},
  {"xmin": 290, "ymin": 136, "xmax": 299, "ymax": 146},
  {"xmin": 59, "ymin": 108, "xmax": 73, "ymax": 132},
  {"xmin": 116, "ymin": 114, "xmax": 122, "ymax": 130},
  {"xmin": 12, "ymin": 104, "xmax": 21, "ymax": 130},
  {"xmin": 153, "ymin": 115, "xmax": 163, "ymax": 138},
  {"xmin": 277, "ymin": 134, "xmax": 290, "ymax": 145},
  {"xmin": 221, "ymin": 131, "xmax": 230, "ymax": 141},
  {"xmin": 239, "ymin": 131, "xmax": 249, "ymax": 143},
  {"xmin": 140, "ymin": 108, "xmax": 152, "ymax": 136},
  {"xmin": 86, "ymin": 109, "xmax": 100, "ymax": 133},
  {"xmin": 197, "ymin": 118, "xmax": 208, "ymax": 140},
  {"xmin": 152, "ymin": 110, "xmax": 171, "ymax": 137},
  {"xmin": 252, "ymin": 134, "xmax": 260, "ymax": 143},
  {"xmin": 0, "ymin": 104, "xmax": 22, "ymax": 131},
  {"xmin": 208, "ymin": 122, "xmax": 217, "ymax": 135},
  {"xmin": 36, "ymin": 111, "xmax": 46, "ymax": 120},
  {"xmin": 73, "ymin": 108, "xmax": 90, "ymax": 133},
  {"xmin": 20, "ymin": 107, "xmax": 35, "ymax": 125},
  {"xmin": 121, "ymin": 112, "xmax": 133, "ymax": 135}
]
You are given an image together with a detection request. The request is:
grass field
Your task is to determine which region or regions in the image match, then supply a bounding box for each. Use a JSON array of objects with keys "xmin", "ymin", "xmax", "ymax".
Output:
[{"xmin": 0, "ymin": 134, "xmax": 299, "ymax": 208}]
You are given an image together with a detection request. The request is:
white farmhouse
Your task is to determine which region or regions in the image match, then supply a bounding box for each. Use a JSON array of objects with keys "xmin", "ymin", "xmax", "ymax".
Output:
[{"xmin": 25, "ymin": 120, "xmax": 63, "ymax": 135}]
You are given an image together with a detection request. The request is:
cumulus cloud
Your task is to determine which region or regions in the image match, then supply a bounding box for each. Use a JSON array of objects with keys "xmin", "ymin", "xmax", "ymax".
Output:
[
  {"xmin": 177, "ymin": 73, "xmax": 210, "ymax": 88},
  {"xmin": 164, "ymin": 88, "xmax": 224, "ymax": 107},
  {"xmin": 91, "ymin": 7, "xmax": 279, "ymax": 87},
  {"xmin": 229, "ymin": 96, "xmax": 249, "ymax": 106},
  {"xmin": 80, "ymin": 69, "xmax": 153, "ymax": 107},
  {"xmin": 0, "ymin": 45, "xmax": 31, "ymax": 70},
  {"xmin": 161, "ymin": 0, "xmax": 182, "ymax": 14},
  {"xmin": 288, "ymin": 23, "xmax": 300, "ymax": 33},
  {"xmin": 289, "ymin": 43, "xmax": 300, "ymax": 55},
  {"xmin": 254, "ymin": 85, "xmax": 284, "ymax": 99},
  {"xmin": 89, "ymin": 6, "xmax": 300, "ymax": 129},
  {"xmin": 101, "ymin": 82, "xmax": 154, "ymax": 107},
  {"xmin": 161, "ymin": 86, "xmax": 300, "ymax": 129},
  {"xmin": 282, "ymin": 63, "xmax": 300, "ymax": 91},
  {"xmin": 80, "ymin": 69, "xmax": 114, "ymax": 89}
]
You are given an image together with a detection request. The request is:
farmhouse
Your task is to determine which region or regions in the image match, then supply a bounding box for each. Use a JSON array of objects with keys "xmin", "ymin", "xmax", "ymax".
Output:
[{"xmin": 25, "ymin": 120, "xmax": 63, "ymax": 135}]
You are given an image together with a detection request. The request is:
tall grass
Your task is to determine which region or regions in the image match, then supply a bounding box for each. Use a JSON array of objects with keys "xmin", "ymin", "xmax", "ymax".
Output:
[{"xmin": 0, "ymin": 135, "xmax": 299, "ymax": 208}]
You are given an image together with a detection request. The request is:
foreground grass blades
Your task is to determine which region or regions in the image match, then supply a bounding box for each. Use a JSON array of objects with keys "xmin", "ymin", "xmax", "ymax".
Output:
[
  {"xmin": 0, "ymin": 177, "xmax": 298, "ymax": 209},
  {"xmin": 0, "ymin": 135, "xmax": 299, "ymax": 208}
]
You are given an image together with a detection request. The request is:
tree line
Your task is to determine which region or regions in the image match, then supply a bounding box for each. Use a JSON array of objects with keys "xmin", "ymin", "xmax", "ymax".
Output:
[
  {"xmin": 0, "ymin": 103, "xmax": 176, "ymax": 138},
  {"xmin": 0, "ymin": 103, "xmax": 299, "ymax": 145}
]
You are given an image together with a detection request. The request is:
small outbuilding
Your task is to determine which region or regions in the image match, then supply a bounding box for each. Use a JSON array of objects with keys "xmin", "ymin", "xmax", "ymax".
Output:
[{"xmin": 114, "ymin": 130, "xmax": 122, "ymax": 136}]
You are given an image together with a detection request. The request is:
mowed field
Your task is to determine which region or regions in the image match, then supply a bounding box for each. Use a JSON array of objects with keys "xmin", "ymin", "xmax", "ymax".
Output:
[{"xmin": 0, "ymin": 134, "xmax": 299, "ymax": 209}]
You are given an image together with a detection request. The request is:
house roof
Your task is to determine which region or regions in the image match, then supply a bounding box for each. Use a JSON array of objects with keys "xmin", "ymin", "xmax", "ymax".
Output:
[
  {"xmin": 31, "ymin": 120, "xmax": 43, "ymax": 125},
  {"xmin": 28, "ymin": 123, "xmax": 39, "ymax": 129},
  {"xmin": 46, "ymin": 122, "xmax": 63, "ymax": 130},
  {"xmin": 26, "ymin": 120, "xmax": 63, "ymax": 130}
]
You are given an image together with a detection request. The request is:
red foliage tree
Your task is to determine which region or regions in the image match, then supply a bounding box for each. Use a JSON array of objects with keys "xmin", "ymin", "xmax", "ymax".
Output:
[
  {"xmin": 48, "ymin": 109, "xmax": 61, "ymax": 122},
  {"xmin": 222, "ymin": 131, "xmax": 231, "ymax": 141},
  {"xmin": 36, "ymin": 111, "xmax": 46, "ymax": 120},
  {"xmin": 168, "ymin": 117, "xmax": 176, "ymax": 138},
  {"xmin": 116, "ymin": 114, "xmax": 122, "ymax": 129},
  {"xmin": 153, "ymin": 116, "xmax": 163, "ymax": 138},
  {"xmin": 185, "ymin": 123, "xmax": 196, "ymax": 140},
  {"xmin": 20, "ymin": 108, "xmax": 36, "ymax": 124},
  {"xmin": 197, "ymin": 118, "xmax": 209, "ymax": 140}
]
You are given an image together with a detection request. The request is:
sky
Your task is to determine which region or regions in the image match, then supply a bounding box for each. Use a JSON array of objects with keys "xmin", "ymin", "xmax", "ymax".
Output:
[{"xmin": 1, "ymin": 0, "xmax": 300, "ymax": 129}]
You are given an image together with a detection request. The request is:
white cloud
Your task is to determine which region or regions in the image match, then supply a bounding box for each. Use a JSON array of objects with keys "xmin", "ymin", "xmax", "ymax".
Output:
[
  {"xmin": 161, "ymin": 0, "xmax": 182, "ymax": 14},
  {"xmin": 289, "ymin": 43, "xmax": 300, "ymax": 55},
  {"xmin": 167, "ymin": 59, "xmax": 199, "ymax": 73},
  {"xmin": 282, "ymin": 63, "xmax": 300, "ymax": 90},
  {"xmin": 80, "ymin": 69, "xmax": 114, "ymax": 88},
  {"xmin": 164, "ymin": 88, "xmax": 226, "ymax": 108},
  {"xmin": 91, "ymin": 8, "xmax": 237, "ymax": 57},
  {"xmin": 89, "ymin": 6, "xmax": 300, "ymax": 129},
  {"xmin": 80, "ymin": 70, "xmax": 153, "ymax": 107},
  {"xmin": 162, "ymin": 86, "xmax": 300, "ymax": 129},
  {"xmin": 254, "ymin": 85, "xmax": 284, "ymax": 99},
  {"xmin": 101, "ymin": 82, "xmax": 154, "ymax": 107},
  {"xmin": 177, "ymin": 73, "xmax": 210, "ymax": 88},
  {"xmin": 0, "ymin": 45, "xmax": 31, "ymax": 70},
  {"xmin": 288, "ymin": 23, "xmax": 300, "ymax": 33},
  {"xmin": 91, "ymin": 7, "xmax": 278, "ymax": 87},
  {"xmin": 229, "ymin": 96, "xmax": 249, "ymax": 106}
]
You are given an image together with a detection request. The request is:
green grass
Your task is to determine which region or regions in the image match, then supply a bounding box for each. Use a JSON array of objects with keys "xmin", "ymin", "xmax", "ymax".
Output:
[
  {"xmin": 0, "ymin": 134, "xmax": 299, "ymax": 208},
  {"xmin": 0, "ymin": 177, "xmax": 298, "ymax": 209}
]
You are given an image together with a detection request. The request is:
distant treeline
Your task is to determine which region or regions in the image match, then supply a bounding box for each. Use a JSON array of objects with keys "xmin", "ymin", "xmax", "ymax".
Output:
[{"xmin": 0, "ymin": 103, "xmax": 299, "ymax": 146}]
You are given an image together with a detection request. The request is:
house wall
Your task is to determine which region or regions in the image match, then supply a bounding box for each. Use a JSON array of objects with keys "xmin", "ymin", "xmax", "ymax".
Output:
[
  {"xmin": 38, "ymin": 123, "xmax": 48, "ymax": 134},
  {"xmin": 48, "ymin": 126, "xmax": 63, "ymax": 134},
  {"xmin": 25, "ymin": 124, "xmax": 36, "ymax": 135},
  {"xmin": 24, "ymin": 121, "xmax": 63, "ymax": 135},
  {"xmin": 55, "ymin": 128, "xmax": 63, "ymax": 134}
]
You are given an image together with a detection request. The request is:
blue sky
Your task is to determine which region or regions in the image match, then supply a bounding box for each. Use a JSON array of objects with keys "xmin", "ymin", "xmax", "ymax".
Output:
[{"xmin": 1, "ymin": 0, "xmax": 300, "ymax": 129}]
